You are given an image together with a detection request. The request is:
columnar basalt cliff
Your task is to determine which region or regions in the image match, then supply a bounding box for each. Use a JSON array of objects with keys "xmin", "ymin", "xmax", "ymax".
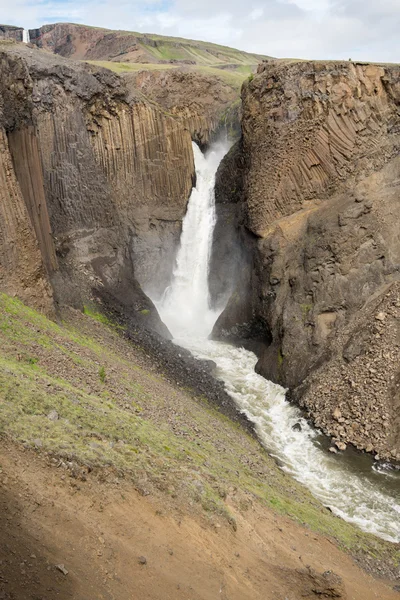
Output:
[
  {"xmin": 213, "ymin": 60, "xmax": 400, "ymax": 461},
  {"xmin": 125, "ymin": 69, "xmax": 241, "ymax": 149},
  {"xmin": 0, "ymin": 44, "xmax": 197, "ymax": 330}
]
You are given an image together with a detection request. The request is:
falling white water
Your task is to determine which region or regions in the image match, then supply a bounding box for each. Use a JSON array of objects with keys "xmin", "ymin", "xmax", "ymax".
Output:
[
  {"xmin": 154, "ymin": 141, "xmax": 400, "ymax": 543},
  {"xmin": 158, "ymin": 140, "xmax": 230, "ymax": 337},
  {"xmin": 23, "ymin": 29, "xmax": 30, "ymax": 44}
]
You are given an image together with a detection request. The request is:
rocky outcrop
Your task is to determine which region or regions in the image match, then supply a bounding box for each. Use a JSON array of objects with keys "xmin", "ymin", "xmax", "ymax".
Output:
[
  {"xmin": 29, "ymin": 23, "xmax": 244, "ymax": 147},
  {"xmin": 0, "ymin": 26, "xmax": 23, "ymax": 42},
  {"xmin": 125, "ymin": 69, "xmax": 241, "ymax": 148},
  {"xmin": 213, "ymin": 60, "xmax": 400, "ymax": 461},
  {"xmin": 0, "ymin": 44, "xmax": 196, "ymax": 331}
]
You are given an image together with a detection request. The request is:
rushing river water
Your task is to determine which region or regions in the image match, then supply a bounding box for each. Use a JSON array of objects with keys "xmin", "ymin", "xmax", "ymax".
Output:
[{"xmin": 153, "ymin": 140, "xmax": 400, "ymax": 543}]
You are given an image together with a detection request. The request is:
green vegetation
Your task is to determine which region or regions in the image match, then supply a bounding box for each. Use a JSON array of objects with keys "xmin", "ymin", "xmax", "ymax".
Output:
[
  {"xmin": 0, "ymin": 293, "xmax": 397, "ymax": 565},
  {"xmin": 86, "ymin": 60, "xmax": 254, "ymax": 90},
  {"xmin": 86, "ymin": 60, "xmax": 177, "ymax": 74},
  {"xmin": 67, "ymin": 22, "xmax": 269, "ymax": 66},
  {"xmin": 300, "ymin": 302, "xmax": 313, "ymax": 322},
  {"xmin": 99, "ymin": 366, "xmax": 106, "ymax": 383},
  {"xmin": 83, "ymin": 304, "xmax": 124, "ymax": 331}
]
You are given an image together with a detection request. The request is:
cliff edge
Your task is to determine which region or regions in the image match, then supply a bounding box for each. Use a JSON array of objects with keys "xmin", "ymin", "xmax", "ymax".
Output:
[{"xmin": 0, "ymin": 43, "xmax": 200, "ymax": 331}]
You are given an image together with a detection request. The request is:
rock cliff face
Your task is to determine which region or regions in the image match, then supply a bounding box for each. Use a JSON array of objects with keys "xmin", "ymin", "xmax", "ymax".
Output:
[
  {"xmin": 213, "ymin": 60, "xmax": 400, "ymax": 461},
  {"xmin": 0, "ymin": 26, "xmax": 23, "ymax": 42},
  {"xmin": 0, "ymin": 44, "xmax": 196, "ymax": 331},
  {"xmin": 125, "ymin": 69, "xmax": 241, "ymax": 149}
]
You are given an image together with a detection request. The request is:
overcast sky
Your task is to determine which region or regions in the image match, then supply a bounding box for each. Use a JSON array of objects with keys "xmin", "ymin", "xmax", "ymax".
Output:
[{"xmin": 1, "ymin": 0, "xmax": 398, "ymax": 62}]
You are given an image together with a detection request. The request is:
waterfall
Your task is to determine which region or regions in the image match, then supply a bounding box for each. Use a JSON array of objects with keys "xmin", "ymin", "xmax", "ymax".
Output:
[
  {"xmin": 154, "ymin": 141, "xmax": 400, "ymax": 543},
  {"xmin": 23, "ymin": 29, "xmax": 30, "ymax": 44},
  {"xmin": 157, "ymin": 140, "xmax": 230, "ymax": 339}
]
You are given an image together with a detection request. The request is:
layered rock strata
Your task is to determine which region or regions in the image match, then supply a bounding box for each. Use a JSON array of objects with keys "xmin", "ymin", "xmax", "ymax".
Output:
[
  {"xmin": 28, "ymin": 22, "xmax": 266, "ymax": 66},
  {"xmin": 213, "ymin": 60, "xmax": 400, "ymax": 460}
]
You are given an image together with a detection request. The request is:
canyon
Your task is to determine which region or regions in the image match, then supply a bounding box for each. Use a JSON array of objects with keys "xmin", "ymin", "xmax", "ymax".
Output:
[{"xmin": 0, "ymin": 25, "xmax": 399, "ymax": 599}]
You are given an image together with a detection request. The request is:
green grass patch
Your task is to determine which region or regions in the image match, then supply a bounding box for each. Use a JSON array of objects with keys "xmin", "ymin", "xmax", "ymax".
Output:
[
  {"xmin": 85, "ymin": 61, "xmax": 253, "ymax": 91},
  {"xmin": 85, "ymin": 60, "xmax": 177, "ymax": 74}
]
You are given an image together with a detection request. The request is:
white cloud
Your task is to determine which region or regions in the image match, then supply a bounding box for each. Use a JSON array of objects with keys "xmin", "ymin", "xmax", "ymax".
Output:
[
  {"xmin": 0, "ymin": 0, "xmax": 398, "ymax": 62},
  {"xmin": 249, "ymin": 7, "xmax": 264, "ymax": 20}
]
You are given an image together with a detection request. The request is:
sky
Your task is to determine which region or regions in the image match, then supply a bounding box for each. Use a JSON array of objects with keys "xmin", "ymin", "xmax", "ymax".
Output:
[{"xmin": 1, "ymin": 0, "xmax": 398, "ymax": 62}]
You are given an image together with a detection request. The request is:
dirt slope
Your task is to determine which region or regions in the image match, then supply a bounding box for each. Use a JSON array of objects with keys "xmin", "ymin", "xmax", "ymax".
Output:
[{"xmin": 1, "ymin": 441, "xmax": 399, "ymax": 600}]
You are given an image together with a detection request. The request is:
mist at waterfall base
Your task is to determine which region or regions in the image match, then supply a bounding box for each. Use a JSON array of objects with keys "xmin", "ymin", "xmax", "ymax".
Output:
[{"xmin": 153, "ymin": 141, "xmax": 400, "ymax": 543}]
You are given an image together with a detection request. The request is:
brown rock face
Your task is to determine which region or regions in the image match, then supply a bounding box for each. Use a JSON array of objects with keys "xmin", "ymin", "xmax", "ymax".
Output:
[
  {"xmin": 0, "ymin": 129, "xmax": 53, "ymax": 314},
  {"xmin": 0, "ymin": 26, "xmax": 23, "ymax": 43},
  {"xmin": 0, "ymin": 44, "xmax": 196, "ymax": 331},
  {"xmin": 213, "ymin": 60, "xmax": 400, "ymax": 460},
  {"xmin": 125, "ymin": 69, "xmax": 241, "ymax": 148}
]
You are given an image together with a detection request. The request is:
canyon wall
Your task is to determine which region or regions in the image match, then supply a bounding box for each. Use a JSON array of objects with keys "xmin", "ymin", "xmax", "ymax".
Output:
[
  {"xmin": 125, "ymin": 69, "xmax": 241, "ymax": 148},
  {"xmin": 0, "ymin": 44, "xmax": 196, "ymax": 330},
  {"xmin": 213, "ymin": 60, "xmax": 400, "ymax": 461}
]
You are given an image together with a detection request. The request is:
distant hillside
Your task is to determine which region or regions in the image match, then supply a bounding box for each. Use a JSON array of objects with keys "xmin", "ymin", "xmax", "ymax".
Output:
[
  {"xmin": 0, "ymin": 25, "xmax": 23, "ymax": 42},
  {"xmin": 29, "ymin": 22, "xmax": 269, "ymax": 67}
]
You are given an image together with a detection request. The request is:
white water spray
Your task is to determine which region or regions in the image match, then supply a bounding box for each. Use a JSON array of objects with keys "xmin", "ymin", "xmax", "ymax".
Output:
[
  {"xmin": 155, "ymin": 141, "xmax": 400, "ymax": 543},
  {"xmin": 23, "ymin": 29, "xmax": 30, "ymax": 44},
  {"xmin": 158, "ymin": 141, "xmax": 229, "ymax": 337}
]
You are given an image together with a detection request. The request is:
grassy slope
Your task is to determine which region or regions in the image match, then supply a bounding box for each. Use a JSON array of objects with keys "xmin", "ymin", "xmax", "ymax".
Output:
[
  {"xmin": 0, "ymin": 293, "xmax": 398, "ymax": 567},
  {"xmin": 87, "ymin": 60, "xmax": 252, "ymax": 90},
  {"xmin": 62, "ymin": 22, "xmax": 268, "ymax": 65}
]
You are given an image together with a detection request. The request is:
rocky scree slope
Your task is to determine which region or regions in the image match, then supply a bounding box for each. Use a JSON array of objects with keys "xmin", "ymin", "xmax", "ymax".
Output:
[
  {"xmin": 212, "ymin": 59, "xmax": 400, "ymax": 461},
  {"xmin": 0, "ymin": 42, "xmax": 205, "ymax": 329}
]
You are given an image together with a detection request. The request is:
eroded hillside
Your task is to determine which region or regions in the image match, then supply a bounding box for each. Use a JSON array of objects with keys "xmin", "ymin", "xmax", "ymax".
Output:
[{"xmin": 29, "ymin": 22, "xmax": 267, "ymax": 67}]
